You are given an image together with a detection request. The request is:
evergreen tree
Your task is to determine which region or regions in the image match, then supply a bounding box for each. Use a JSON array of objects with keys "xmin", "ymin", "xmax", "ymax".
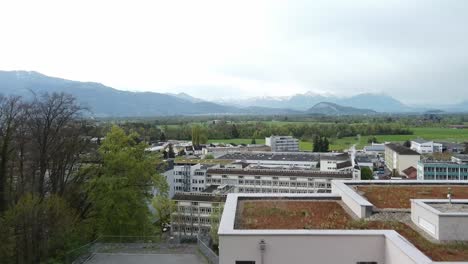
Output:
[
  {"xmin": 322, "ymin": 137, "xmax": 330, "ymax": 152},
  {"xmin": 159, "ymin": 132, "xmax": 166, "ymax": 142},
  {"xmin": 251, "ymin": 138, "xmax": 256, "ymax": 144},
  {"xmin": 313, "ymin": 135, "xmax": 320, "ymax": 152},
  {"xmin": 168, "ymin": 144, "xmax": 175, "ymax": 158},
  {"xmin": 231, "ymin": 125, "xmax": 240, "ymax": 138}
]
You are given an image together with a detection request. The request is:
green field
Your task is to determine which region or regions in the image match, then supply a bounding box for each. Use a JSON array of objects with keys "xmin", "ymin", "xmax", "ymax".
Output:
[
  {"xmin": 331, "ymin": 127, "xmax": 468, "ymax": 150},
  {"xmin": 208, "ymin": 127, "xmax": 468, "ymax": 151}
]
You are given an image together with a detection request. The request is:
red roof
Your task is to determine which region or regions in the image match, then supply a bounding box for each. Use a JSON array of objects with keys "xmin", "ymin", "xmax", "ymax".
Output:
[{"xmin": 402, "ymin": 166, "xmax": 417, "ymax": 179}]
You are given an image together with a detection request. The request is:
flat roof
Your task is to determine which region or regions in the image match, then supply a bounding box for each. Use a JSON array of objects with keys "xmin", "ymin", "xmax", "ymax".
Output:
[
  {"xmin": 385, "ymin": 143, "xmax": 420, "ymax": 155},
  {"xmin": 172, "ymin": 193, "xmax": 226, "ymax": 202},
  {"xmin": 350, "ymin": 182, "xmax": 468, "ymax": 209},
  {"xmin": 206, "ymin": 168, "xmax": 353, "ymax": 178},
  {"xmin": 220, "ymin": 192, "xmax": 468, "ymax": 262},
  {"xmin": 218, "ymin": 152, "xmax": 320, "ymax": 162},
  {"xmin": 235, "ymin": 198, "xmax": 350, "ymax": 230}
]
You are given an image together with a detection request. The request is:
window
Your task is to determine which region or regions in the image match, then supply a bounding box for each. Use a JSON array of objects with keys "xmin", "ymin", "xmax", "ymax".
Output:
[
  {"xmin": 236, "ymin": 261, "xmax": 255, "ymax": 264},
  {"xmin": 357, "ymin": 262, "xmax": 377, "ymax": 264}
]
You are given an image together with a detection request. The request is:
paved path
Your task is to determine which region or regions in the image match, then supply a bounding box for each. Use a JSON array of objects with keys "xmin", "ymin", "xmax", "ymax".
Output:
[{"xmin": 85, "ymin": 253, "xmax": 207, "ymax": 264}]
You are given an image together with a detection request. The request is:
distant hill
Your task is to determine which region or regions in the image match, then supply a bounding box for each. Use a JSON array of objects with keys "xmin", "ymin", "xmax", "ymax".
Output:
[
  {"xmin": 307, "ymin": 102, "xmax": 377, "ymax": 115},
  {"xmin": 219, "ymin": 92, "xmax": 414, "ymax": 113},
  {"xmin": 0, "ymin": 71, "xmax": 243, "ymax": 117}
]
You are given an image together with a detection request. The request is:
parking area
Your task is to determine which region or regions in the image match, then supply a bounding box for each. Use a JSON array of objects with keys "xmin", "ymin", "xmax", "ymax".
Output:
[{"xmin": 84, "ymin": 253, "xmax": 207, "ymax": 264}]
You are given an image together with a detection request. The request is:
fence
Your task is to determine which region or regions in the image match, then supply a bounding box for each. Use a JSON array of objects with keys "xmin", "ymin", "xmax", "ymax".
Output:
[
  {"xmin": 64, "ymin": 235, "xmax": 166, "ymax": 264},
  {"xmin": 197, "ymin": 234, "xmax": 219, "ymax": 264}
]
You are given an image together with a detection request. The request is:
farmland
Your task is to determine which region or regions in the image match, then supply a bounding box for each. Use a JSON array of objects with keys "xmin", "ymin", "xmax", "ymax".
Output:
[{"xmin": 207, "ymin": 127, "xmax": 467, "ymax": 151}]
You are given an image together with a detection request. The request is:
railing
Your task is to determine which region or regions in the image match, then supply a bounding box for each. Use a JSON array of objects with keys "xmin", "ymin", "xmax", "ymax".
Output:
[
  {"xmin": 197, "ymin": 234, "xmax": 219, "ymax": 264},
  {"xmin": 64, "ymin": 235, "xmax": 167, "ymax": 264}
]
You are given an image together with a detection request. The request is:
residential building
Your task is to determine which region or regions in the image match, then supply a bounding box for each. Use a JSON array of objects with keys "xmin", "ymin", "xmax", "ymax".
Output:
[
  {"xmin": 385, "ymin": 143, "xmax": 421, "ymax": 176},
  {"xmin": 166, "ymin": 164, "xmax": 211, "ymax": 198},
  {"xmin": 171, "ymin": 188, "xmax": 228, "ymax": 238},
  {"xmin": 265, "ymin": 136, "xmax": 299, "ymax": 152},
  {"xmin": 410, "ymin": 139, "xmax": 443, "ymax": 154}
]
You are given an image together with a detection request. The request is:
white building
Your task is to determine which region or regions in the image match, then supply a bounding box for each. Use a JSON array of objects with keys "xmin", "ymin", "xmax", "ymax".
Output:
[
  {"xmin": 206, "ymin": 165, "xmax": 357, "ymax": 194},
  {"xmin": 411, "ymin": 139, "xmax": 443, "ymax": 154},
  {"xmin": 166, "ymin": 164, "xmax": 211, "ymax": 198},
  {"xmin": 385, "ymin": 143, "xmax": 421, "ymax": 176},
  {"xmin": 218, "ymin": 152, "xmax": 320, "ymax": 169},
  {"xmin": 319, "ymin": 153, "xmax": 354, "ymax": 172},
  {"xmin": 217, "ymin": 181, "xmax": 468, "ymax": 264},
  {"xmin": 171, "ymin": 191, "xmax": 227, "ymax": 238},
  {"xmin": 265, "ymin": 136, "xmax": 299, "ymax": 152}
]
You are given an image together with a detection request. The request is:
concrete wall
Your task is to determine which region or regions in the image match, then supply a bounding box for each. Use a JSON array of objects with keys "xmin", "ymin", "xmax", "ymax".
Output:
[
  {"xmin": 397, "ymin": 154, "xmax": 421, "ymax": 174},
  {"xmin": 219, "ymin": 234, "xmax": 385, "ymax": 264},
  {"xmin": 411, "ymin": 199, "xmax": 468, "ymax": 241},
  {"xmin": 331, "ymin": 181, "xmax": 373, "ymax": 218},
  {"xmin": 439, "ymin": 214, "xmax": 468, "ymax": 241},
  {"xmin": 411, "ymin": 200, "xmax": 440, "ymax": 239}
]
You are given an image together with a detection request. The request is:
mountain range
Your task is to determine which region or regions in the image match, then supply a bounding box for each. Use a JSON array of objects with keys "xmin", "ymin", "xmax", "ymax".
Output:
[{"xmin": 0, "ymin": 70, "xmax": 467, "ymax": 116}]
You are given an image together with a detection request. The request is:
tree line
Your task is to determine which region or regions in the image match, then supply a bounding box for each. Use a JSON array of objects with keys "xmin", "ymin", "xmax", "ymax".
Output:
[{"xmin": 0, "ymin": 93, "xmax": 170, "ymax": 263}]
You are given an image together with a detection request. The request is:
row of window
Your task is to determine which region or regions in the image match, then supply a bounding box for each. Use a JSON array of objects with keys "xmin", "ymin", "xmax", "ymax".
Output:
[
  {"xmin": 423, "ymin": 166, "xmax": 468, "ymax": 173},
  {"xmin": 423, "ymin": 175, "xmax": 468, "ymax": 180},
  {"xmin": 172, "ymin": 215, "xmax": 212, "ymax": 224},
  {"xmin": 238, "ymin": 188, "xmax": 326, "ymax": 193},
  {"xmin": 171, "ymin": 225, "xmax": 210, "ymax": 234}
]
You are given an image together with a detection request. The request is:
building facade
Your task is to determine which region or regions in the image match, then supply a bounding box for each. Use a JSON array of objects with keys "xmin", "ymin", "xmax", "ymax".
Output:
[
  {"xmin": 385, "ymin": 143, "xmax": 421, "ymax": 176},
  {"xmin": 171, "ymin": 192, "xmax": 226, "ymax": 238},
  {"xmin": 410, "ymin": 139, "xmax": 443, "ymax": 154},
  {"xmin": 417, "ymin": 158, "xmax": 468, "ymax": 181},
  {"xmin": 206, "ymin": 166, "xmax": 356, "ymax": 194},
  {"xmin": 265, "ymin": 136, "xmax": 299, "ymax": 152}
]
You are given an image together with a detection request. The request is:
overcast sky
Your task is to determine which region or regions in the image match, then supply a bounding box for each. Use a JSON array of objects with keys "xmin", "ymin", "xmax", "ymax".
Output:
[{"xmin": 1, "ymin": 0, "xmax": 467, "ymax": 104}]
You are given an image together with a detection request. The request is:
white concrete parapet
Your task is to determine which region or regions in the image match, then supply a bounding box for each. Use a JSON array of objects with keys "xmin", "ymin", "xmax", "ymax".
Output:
[{"xmin": 411, "ymin": 199, "xmax": 468, "ymax": 241}]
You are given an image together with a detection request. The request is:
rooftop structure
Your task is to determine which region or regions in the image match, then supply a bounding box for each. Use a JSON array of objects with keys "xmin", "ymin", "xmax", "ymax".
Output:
[
  {"xmin": 386, "ymin": 143, "xmax": 421, "ymax": 156},
  {"xmin": 217, "ymin": 152, "xmax": 320, "ymax": 169},
  {"xmin": 218, "ymin": 181, "xmax": 468, "ymax": 263},
  {"xmin": 363, "ymin": 143, "xmax": 386, "ymax": 154},
  {"xmin": 411, "ymin": 139, "xmax": 443, "ymax": 154}
]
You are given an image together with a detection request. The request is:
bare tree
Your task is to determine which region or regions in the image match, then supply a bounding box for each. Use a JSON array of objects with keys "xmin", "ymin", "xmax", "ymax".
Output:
[{"xmin": 0, "ymin": 95, "xmax": 25, "ymax": 212}]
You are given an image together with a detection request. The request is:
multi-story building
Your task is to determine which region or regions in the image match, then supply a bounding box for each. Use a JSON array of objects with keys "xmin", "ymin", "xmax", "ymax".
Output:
[
  {"xmin": 417, "ymin": 154, "xmax": 468, "ymax": 181},
  {"xmin": 218, "ymin": 152, "xmax": 320, "ymax": 169},
  {"xmin": 202, "ymin": 144, "xmax": 271, "ymax": 158},
  {"xmin": 265, "ymin": 136, "xmax": 299, "ymax": 152},
  {"xmin": 165, "ymin": 164, "xmax": 211, "ymax": 198},
  {"xmin": 319, "ymin": 153, "xmax": 353, "ymax": 172},
  {"xmin": 206, "ymin": 165, "xmax": 357, "ymax": 194},
  {"xmin": 385, "ymin": 143, "xmax": 420, "ymax": 176},
  {"xmin": 410, "ymin": 139, "xmax": 443, "ymax": 154},
  {"xmin": 171, "ymin": 186, "xmax": 230, "ymax": 238}
]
